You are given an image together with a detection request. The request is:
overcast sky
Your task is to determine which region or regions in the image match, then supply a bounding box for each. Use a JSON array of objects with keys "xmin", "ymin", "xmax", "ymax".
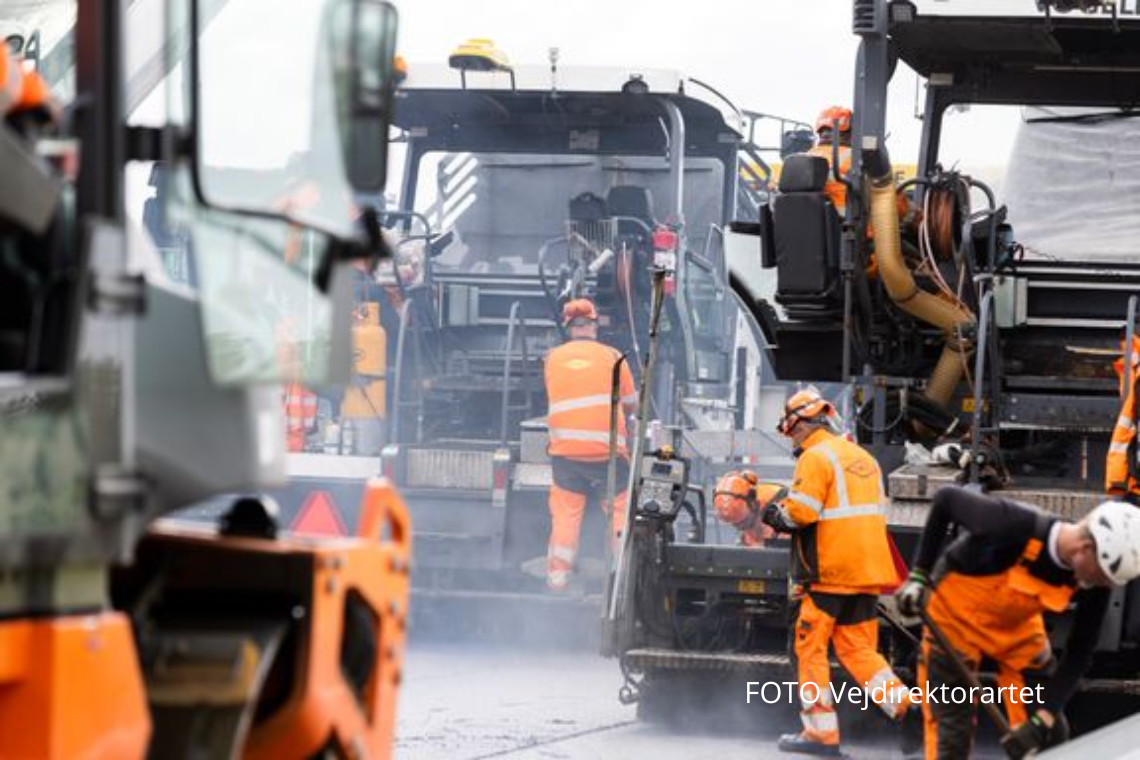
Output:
[
  {"xmin": 392, "ymin": 0, "xmax": 1026, "ymax": 174},
  {"xmin": 397, "ymin": 1, "xmax": 861, "ymax": 130}
]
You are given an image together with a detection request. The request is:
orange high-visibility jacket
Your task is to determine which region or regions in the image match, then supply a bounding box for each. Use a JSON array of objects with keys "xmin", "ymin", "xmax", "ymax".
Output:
[
  {"xmin": 1106, "ymin": 336, "xmax": 1140, "ymax": 498},
  {"xmin": 545, "ymin": 338, "xmax": 636, "ymax": 462},
  {"xmin": 807, "ymin": 143, "xmax": 910, "ymax": 225},
  {"xmin": 778, "ymin": 428, "xmax": 897, "ymax": 592},
  {"xmin": 284, "ymin": 382, "xmax": 319, "ymax": 452},
  {"xmin": 809, "ymin": 143, "xmax": 851, "ymax": 214}
]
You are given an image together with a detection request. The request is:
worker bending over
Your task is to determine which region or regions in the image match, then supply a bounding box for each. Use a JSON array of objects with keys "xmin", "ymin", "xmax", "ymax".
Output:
[
  {"xmin": 713, "ymin": 470, "xmax": 781, "ymax": 546},
  {"xmin": 760, "ymin": 387, "xmax": 911, "ymax": 756},
  {"xmin": 544, "ymin": 299, "xmax": 637, "ymax": 592},
  {"xmin": 896, "ymin": 486, "xmax": 1140, "ymax": 759}
]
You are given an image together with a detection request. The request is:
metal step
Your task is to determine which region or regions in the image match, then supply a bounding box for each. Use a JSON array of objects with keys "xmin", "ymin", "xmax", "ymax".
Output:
[
  {"xmin": 405, "ymin": 448, "xmax": 494, "ymax": 490},
  {"xmin": 622, "ymin": 647, "xmax": 790, "ymax": 673},
  {"xmin": 1080, "ymin": 678, "xmax": 1140, "ymax": 696},
  {"xmin": 888, "ymin": 463, "xmax": 1105, "ymax": 521}
]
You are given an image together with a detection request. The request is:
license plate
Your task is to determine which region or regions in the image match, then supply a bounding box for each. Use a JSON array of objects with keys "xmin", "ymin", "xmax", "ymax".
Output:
[{"xmin": 737, "ymin": 580, "xmax": 766, "ymax": 594}]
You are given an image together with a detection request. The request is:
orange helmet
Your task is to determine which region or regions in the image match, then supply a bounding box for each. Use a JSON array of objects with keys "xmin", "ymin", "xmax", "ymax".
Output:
[
  {"xmin": 815, "ymin": 105, "xmax": 852, "ymax": 136},
  {"xmin": 562, "ymin": 298, "xmax": 598, "ymax": 326},
  {"xmin": 713, "ymin": 470, "xmax": 760, "ymax": 527},
  {"xmin": 777, "ymin": 387, "xmax": 833, "ymax": 436}
]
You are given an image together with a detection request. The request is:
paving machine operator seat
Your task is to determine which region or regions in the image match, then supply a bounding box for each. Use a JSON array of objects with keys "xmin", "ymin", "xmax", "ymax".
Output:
[
  {"xmin": 607, "ymin": 185, "xmax": 655, "ymax": 245},
  {"xmin": 771, "ymin": 153, "xmax": 843, "ymax": 320}
]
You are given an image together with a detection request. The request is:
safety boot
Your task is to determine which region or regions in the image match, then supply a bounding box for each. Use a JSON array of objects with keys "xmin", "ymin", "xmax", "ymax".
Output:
[{"xmin": 777, "ymin": 731, "xmax": 842, "ymax": 757}]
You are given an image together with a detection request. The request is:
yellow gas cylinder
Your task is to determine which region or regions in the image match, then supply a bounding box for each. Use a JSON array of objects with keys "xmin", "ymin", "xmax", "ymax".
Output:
[{"xmin": 341, "ymin": 302, "xmax": 386, "ymax": 419}]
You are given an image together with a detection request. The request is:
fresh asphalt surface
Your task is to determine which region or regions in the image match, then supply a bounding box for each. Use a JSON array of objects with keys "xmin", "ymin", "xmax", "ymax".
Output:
[{"xmin": 394, "ymin": 640, "xmax": 1007, "ymax": 760}]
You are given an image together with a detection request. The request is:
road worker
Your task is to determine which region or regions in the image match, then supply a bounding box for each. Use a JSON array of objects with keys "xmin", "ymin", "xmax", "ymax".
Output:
[
  {"xmin": 544, "ymin": 298, "xmax": 637, "ymax": 592},
  {"xmin": 808, "ymin": 106, "xmax": 854, "ymax": 215},
  {"xmin": 806, "ymin": 105, "xmax": 914, "ymax": 232},
  {"xmin": 760, "ymin": 387, "xmax": 911, "ymax": 756},
  {"xmin": 895, "ymin": 486, "xmax": 1140, "ymax": 759},
  {"xmin": 1106, "ymin": 334, "xmax": 1140, "ymax": 504},
  {"xmin": 712, "ymin": 470, "xmax": 782, "ymax": 546},
  {"xmin": 277, "ymin": 315, "xmax": 319, "ymax": 452}
]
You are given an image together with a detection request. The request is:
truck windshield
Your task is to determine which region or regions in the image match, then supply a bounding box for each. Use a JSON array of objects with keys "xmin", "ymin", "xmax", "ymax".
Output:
[{"xmin": 404, "ymin": 151, "xmax": 725, "ymax": 275}]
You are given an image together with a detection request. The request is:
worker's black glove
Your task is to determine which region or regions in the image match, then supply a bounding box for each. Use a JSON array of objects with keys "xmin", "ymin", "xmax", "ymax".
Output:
[
  {"xmin": 895, "ymin": 570, "xmax": 931, "ymax": 618},
  {"xmin": 760, "ymin": 502, "xmax": 795, "ymax": 533},
  {"xmin": 1001, "ymin": 710, "xmax": 1068, "ymax": 759}
]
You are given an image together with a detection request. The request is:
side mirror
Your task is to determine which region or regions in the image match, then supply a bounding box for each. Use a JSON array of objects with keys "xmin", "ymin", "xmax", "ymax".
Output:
[
  {"xmin": 190, "ymin": 0, "xmax": 399, "ymax": 239},
  {"xmin": 340, "ymin": 0, "xmax": 400, "ymax": 193}
]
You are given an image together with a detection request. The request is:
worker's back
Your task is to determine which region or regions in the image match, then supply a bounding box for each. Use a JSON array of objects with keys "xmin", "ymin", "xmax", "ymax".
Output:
[
  {"xmin": 794, "ymin": 430, "xmax": 895, "ymax": 590},
  {"xmin": 545, "ymin": 338, "xmax": 631, "ymax": 461}
]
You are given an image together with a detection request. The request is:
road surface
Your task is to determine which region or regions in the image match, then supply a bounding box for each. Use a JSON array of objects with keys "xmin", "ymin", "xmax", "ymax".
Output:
[{"xmin": 394, "ymin": 641, "xmax": 987, "ymax": 760}]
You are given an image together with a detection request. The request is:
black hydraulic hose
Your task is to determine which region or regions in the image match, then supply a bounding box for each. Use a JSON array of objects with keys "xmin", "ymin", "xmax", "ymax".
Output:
[{"xmin": 538, "ymin": 237, "xmax": 569, "ymax": 340}]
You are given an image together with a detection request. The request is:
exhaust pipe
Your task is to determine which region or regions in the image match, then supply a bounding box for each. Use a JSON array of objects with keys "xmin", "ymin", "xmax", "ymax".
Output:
[{"xmin": 867, "ymin": 153, "xmax": 975, "ymax": 412}]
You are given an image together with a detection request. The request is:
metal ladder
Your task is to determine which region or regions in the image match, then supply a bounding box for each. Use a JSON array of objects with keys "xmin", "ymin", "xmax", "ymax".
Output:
[
  {"xmin": 389, "ymin": 299, "xmax": 426, "ymax": 445},
  {"xmin": 498, "ymin": 301, "xmax": 534, "ymax": 446}
]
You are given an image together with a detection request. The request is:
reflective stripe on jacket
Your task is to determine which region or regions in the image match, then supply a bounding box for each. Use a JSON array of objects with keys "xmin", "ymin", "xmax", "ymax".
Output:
[
  {"xmin": 1106, "ymin": 336, "xmax": 1140, "ymax": 498},
  {"xmin": 780, "ymin": 428, "xmax": 897, "ymax": 591},
  {"xmin": 545, "ymin": 338, "xmax": 636, "ymax": 461}
]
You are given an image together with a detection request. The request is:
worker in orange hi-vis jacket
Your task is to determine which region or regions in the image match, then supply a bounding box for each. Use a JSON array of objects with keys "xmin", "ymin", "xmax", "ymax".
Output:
[
  {"xmin": 544, "ymin": 298, "xmax": 637, "ymax": 592},
  {"xmin": 1106, "ymin": 335, "xmax": 1140, "ymax": 504},
  {"xmin": 712, "ymin": 470, "xmax": 782, "ymax": 547},
  {"xmin": 760, "ymin": 387, "xmax": 911, "ymax": 757},
  {"xmin": 806, "ymin": 105, "xmax": 913, "ymax": 234}
]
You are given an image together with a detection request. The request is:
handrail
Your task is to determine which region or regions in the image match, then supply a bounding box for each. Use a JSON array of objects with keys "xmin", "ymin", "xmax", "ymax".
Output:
[
  {"xmin": 1125, "ymin": 295, "xmax": 1138, "ymax": 401},
  {"xmin": 969, "ymin": 288, "xmax": 993, "ymax": 486},
  {"xmin": 389, "ymin": 300, "xmax": 412, "ymax": 446},
  {"xmin": 499, "ymin": 301, "xmax": 532, "ymax": 446}
]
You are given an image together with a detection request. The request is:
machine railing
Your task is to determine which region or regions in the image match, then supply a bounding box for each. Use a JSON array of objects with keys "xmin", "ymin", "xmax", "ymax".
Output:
[
  {"xmin": 389, "ymin": 300, "xmax": 425, "ymax": 446},
  {"xmin": 1124, "ymin": 295, "xmax": 1138, "ymax": 402},
  {"xmin": 499, "ymin": 301, "xmax": 534, "ymax": 446},
  {"xmin": 965, "ymin": 178, "xmax": 1000, "ymax": 486}
]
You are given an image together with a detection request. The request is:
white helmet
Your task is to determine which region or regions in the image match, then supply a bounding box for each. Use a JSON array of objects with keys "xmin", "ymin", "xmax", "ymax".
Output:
[{"xmin": 1087, "ymin": 501, "xmax": 1140, "ymax": 585}]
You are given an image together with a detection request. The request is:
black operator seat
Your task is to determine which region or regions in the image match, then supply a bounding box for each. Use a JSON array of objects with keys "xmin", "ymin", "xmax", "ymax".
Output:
[
  {"xmin": 771, "ymin": 153, "xmax": 843, "ymax": 320},
  {"xmin": 606, "ymin": 185, "xmax": 655, "ymax": 243}
]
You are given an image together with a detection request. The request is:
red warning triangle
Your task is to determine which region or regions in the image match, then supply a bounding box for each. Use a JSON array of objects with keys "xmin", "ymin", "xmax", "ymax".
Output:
[{"xmin": 291, "ymin": 491, "xmax": 347, "ymax": 537}]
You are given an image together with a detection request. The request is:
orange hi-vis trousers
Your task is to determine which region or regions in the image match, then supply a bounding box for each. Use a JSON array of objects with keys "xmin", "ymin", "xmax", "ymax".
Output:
[
  {"xmin": 547, "ymin": 457, "xmax": 629, "ymax": 589},
  {"xmin": 793, "ymin": 591, "xmax": 912, "ymax": 747},
  {"xmin": 919, "ymin": 571, "xmax": 1055, "ymax": 759}
]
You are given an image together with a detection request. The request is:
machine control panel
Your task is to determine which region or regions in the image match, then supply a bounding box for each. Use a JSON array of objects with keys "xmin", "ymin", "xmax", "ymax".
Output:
[{"xmin": 635, "ymin": 453, "xmax": 689, "ymax": 517}]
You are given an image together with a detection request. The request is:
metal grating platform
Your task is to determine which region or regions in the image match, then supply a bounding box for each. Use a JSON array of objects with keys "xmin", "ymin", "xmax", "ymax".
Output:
[{"xmin": 888, "ymin": 464, "xmax": 1105, "ymax": 522}]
